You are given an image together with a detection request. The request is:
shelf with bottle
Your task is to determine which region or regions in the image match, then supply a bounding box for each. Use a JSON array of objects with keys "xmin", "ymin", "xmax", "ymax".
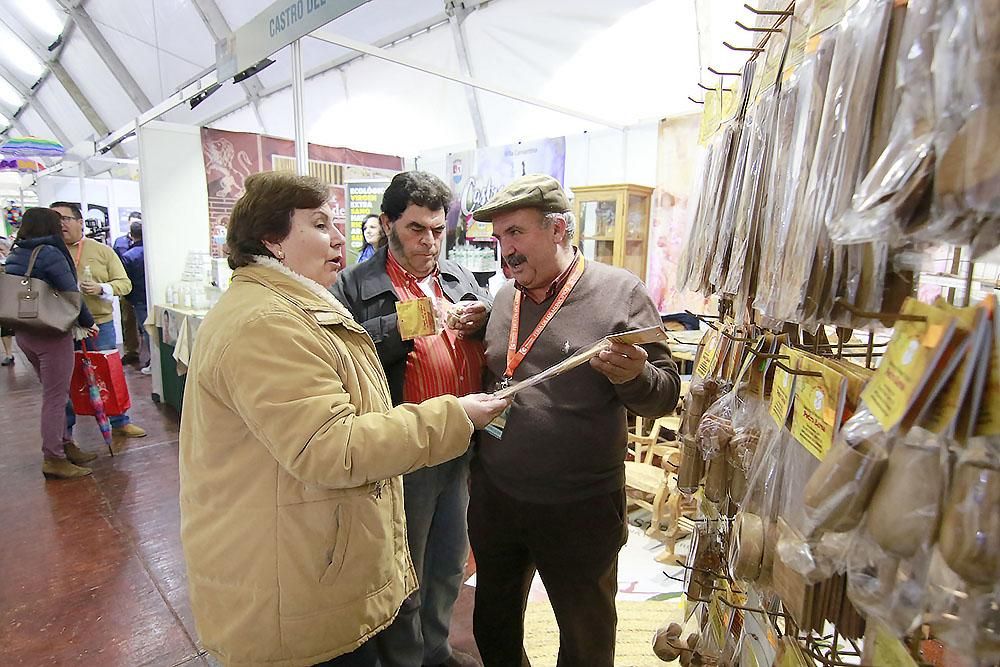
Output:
[{"xmin": 448, "ymin": 240, "xmax": 498, "ymax": 273}]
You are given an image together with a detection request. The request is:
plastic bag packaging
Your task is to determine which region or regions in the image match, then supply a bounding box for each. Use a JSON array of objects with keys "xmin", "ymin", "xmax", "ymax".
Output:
[
  {"xmin": 754, "ymin": 66, "xmax": 806, "ymax": 322},
  {"xmin": 801, "ymin": 407, "xmax": 889, "ymax": 537},
  {"xmin": 721, "ymin": 87, "xmax": 782, "ymax": 299},
  {"xmin": 732, "ymin": 424, "xmax": 790, "ymax": 584},
  {"xmin": 828, "ymin": 0, "xmax": 941, "ymax": 245},
  {"xmin": 925, "ymin": 0, "xmax": 1000, "ymax": 258},
  {"xmin": 865, "ymin": 428, "xmax": 947, "ymax": 559},
  {"xmin": 697, "ymin": 390, "xmax": 738, "ymax": 503},
  {"xmin": 847, "ymin": 534, "xmax": 934, "ymax": 636},
  {"xmin": 688, "ymin": 125, "xmax": 740, "ymax": 295},
  {"xmin": 676, "ymin": 147, "xmax": 713, "ymax": 293},
  {"xmin": 937, "ymin": 445, "xmax": 1000, "ymax": 587},
  {"xmin": 809, "ymin": 0, "xmax": 894, "ymax": 327},
  {"xmin": 925, "ymin": 551, "xmax": 1000, "ymax": 660},
  {"xmin": 709, "ymin": 110, "xmax": 754, "ymax": 291},
  {"xmin": 772, "ymin": 27, "xmax": 837, "ymax": 324}
]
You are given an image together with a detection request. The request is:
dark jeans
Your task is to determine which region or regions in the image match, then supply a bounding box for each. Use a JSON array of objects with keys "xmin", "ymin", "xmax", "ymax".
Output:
[
  {"xmin": 376, "ymin": 452, "xmax": 471, "ymax": 666},
  {"xmin": 468, "ymin": 459, "xmax": 627, "ymax": 667},
  {"xmin": 312, "ymin": 639, "xmax": 379, "ymax": 666}
]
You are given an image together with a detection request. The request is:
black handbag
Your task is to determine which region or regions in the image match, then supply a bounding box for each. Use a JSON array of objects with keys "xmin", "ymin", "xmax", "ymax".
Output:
[{"xmin": 0, "ymin": 246, "xmax": 82, "ymax": 333}]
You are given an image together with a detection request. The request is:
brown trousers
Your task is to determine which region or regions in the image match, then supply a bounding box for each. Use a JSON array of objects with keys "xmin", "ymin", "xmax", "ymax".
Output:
[
  {"xmin": 468, "ymin": 459, "xmax": 627, "ymax": 667},
  {"xmin": 119, "ymin": 297, "xmax": 139, "ymax": 357}
]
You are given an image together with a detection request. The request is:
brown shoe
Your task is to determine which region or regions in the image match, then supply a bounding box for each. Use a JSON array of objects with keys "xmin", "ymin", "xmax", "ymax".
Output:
[
  {"xmin": 63, "ymin": 440, "xmax": 98, "ymax": 465},
  {"xmin": 111, "ymin": 423, "xmax": 146, "ymax": 438},
  {"xmin": 42, "ymin": 457, "xmax": 92, "ymax": 479}
]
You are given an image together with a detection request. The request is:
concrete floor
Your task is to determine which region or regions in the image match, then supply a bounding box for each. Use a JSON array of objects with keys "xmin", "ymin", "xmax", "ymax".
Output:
[{"xmin": 0, "ymin": 345, "xmax": 481, "ymax": 666}]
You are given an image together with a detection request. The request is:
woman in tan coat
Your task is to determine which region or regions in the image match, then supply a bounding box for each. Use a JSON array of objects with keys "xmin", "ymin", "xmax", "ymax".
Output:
[{"xmin": 179, "ymin": 172, "xmax": 507, "ymax": 667}]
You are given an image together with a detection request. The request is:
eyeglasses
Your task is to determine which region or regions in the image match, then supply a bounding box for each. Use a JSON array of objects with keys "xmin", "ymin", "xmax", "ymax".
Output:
[{"xmin": 59, "ymin": 215, "xmax": 81, "ymax": 223}]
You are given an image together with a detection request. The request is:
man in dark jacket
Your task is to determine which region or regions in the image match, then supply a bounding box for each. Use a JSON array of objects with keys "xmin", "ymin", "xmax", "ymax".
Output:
[
  {"xmin": 331, "ymin": 172, "xmax": 490, "ymax": 667},
  {"xmin": 113, "ymin": 212, "xmax": 141, "ymax": 363},
  {"xmin": 120, "ymin": 221, "xmax": 148, "ymax": 372}
]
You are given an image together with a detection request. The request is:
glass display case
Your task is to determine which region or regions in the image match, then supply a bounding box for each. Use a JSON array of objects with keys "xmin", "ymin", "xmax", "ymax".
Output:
[{"xmin": 572, "ymin": 184, "xmax": 654, "ymax": 279}]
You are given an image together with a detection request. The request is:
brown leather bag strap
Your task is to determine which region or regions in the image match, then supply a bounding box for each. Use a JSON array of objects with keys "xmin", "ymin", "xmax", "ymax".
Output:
[
  {"xmin": 21, "ymin": 246, "xmax": 44, "ymax": 292},
  {"xmin": 24, "ymin": 246, "xmax": 43, "ymax": 277}
]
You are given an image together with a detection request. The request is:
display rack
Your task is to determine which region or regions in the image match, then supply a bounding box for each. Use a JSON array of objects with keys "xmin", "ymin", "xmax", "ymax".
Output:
[{"xmin": 653, "ymin": 0, "xmax": 1000, "ymax": 664}]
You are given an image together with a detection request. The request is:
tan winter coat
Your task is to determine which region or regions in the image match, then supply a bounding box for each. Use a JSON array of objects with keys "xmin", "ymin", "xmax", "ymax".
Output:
[{"xmin": 179, "ymin": 258, "xmax": 474, "ymax": 667}]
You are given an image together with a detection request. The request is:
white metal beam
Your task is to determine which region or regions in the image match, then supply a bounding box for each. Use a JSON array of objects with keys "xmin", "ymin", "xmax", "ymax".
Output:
[
  {"xmin": 190, "ymin": 0, "xmax": 268, "ymax": 133},
  {"xmin": 445, "ymin": 1, "xmax": 487, "ymax": 147},
  {"xmin": 307, "ymin": 28, "xmax": 626, "ymax": 131},
  {"xmin": 198, "ymin": 15, "xmax": 451, "ymax": 126},
  {"xmin": 0, "ymin": 64, "xmax": 73, "ymax": 148},
  {"xmin": 54, "ymin": 0, "xmax": 153, "ymax": 112}
]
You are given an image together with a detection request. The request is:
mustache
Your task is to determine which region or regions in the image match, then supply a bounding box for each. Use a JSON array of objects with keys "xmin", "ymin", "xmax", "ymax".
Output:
[{"xmin": 506, "ymin": 254, "xmax": 527, "ymax": 267}]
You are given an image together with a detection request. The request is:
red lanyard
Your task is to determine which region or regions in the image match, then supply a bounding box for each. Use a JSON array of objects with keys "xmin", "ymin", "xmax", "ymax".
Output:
[
  {"xmin": 504, "ymin": 255, "xmax": 585, "ymax": 378},
  {"xmin": 73, "ymin": 239, "xmax": 84, "ymax": 268}
]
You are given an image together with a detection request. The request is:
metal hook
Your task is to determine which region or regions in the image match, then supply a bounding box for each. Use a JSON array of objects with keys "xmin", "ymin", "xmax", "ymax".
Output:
[
  {"xmin": 736, "ymin": 20, "xmax": 783, "ymax": 32},
  {"xmin": 724, "ymin": 41, "xmax": 764, "ymax": 53},
  {"xmin": 834, "ymin": 298, "xmax": 927, "ymax": 325},
  {"xmin": 708, "ymin": 67, "xmax": 742, "ymax": 77},
  {"xmin": 688, "ymin": 96, "xmax": 705, "ymax": 105},
  {"xmin": 743, "ymin": 3, "xmax": 793, "ymax": 16},
  {"xmin": 716, "ymin": 596, "xmax": 788, "ymax": 620},
  {"xmin": 772, "ymin": 360, "xmax": 822, "ymax": 378},
  {"xmin": 698, "ymin": 82, "xmax": 732, "ymax": 92}
]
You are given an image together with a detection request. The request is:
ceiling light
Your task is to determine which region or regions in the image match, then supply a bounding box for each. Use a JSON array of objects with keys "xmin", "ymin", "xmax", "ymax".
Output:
[
  {"xmin": 0, "ymin": 77, "xmax": 24, "ymax": 110},
  {"xmin": 11, "ymin": 0, "xmax": 63, "ymax": 41}
]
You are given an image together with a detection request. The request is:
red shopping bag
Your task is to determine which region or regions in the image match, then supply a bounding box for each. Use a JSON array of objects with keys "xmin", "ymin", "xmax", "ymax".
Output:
[{"xmin": 71, "ymin": 347, "xmax": 131, "ymax": 416}]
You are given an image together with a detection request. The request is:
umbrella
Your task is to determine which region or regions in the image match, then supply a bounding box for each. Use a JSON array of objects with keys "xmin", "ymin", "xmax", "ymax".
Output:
[
  {"xmin": 0, "ymin": 158, "xmax": 43, "ymax": 172},
  {"xmin": 79, "ymin": 340, "xmax": 115, "ymax": 455},
  {"xmin": 0, "ymin": 136, "xmax": 64, "ymax": 159}
]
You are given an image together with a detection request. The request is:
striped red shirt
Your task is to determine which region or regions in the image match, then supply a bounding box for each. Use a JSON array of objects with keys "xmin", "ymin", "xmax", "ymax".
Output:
[{"xmin": 386, "ymin": 251, "xmax": 486, "ymax": 404}]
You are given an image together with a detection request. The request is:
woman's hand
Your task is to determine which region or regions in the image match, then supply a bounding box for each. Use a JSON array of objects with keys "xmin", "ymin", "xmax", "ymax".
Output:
[
  {"xmin": 87, "ymin": 325, "xmax": 100, "ymax": 337},
  {"xmin": 458, "ymin": 393, "xmax": 510, "ymax": 429}
]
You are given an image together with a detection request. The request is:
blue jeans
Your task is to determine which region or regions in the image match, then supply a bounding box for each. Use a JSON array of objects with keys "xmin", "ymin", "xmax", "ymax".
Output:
[
  {"xmin": 376, "ymin": 450, "xmax": 472, "ymax": 666},
  {"xmin": 66, "ymin": 320, "xmax": 130, "ymax": 433}
]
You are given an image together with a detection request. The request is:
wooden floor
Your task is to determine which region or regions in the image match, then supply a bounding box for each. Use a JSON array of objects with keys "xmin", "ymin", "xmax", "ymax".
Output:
[{"xmin": 0, "ymin": 344, "xmax": 480, "ymax": 666}]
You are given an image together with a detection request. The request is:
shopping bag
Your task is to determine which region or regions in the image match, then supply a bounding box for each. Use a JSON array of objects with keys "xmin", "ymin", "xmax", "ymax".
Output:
[{"xmin": 71, "ymin": 345, "xmax": 131, "ymax": 416}]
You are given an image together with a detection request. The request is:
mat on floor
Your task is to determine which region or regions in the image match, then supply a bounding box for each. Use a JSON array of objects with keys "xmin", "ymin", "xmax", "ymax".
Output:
[{"xmin": 523, "ymin": 598, "xmax": 686, "ymax": 666}]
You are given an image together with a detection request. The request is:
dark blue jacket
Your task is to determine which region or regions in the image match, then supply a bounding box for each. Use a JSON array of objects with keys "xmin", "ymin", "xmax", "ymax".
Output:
[
  {"xmin": 5, "ymin": 235, "xmax": 95, "ymax": 328},
  {"xmin": 113, "ymin": 234, "xmax": 133, "ymax": 261},
  {"xmin": 330, "ymin": 245, "xmax": 492, "ymax": 406},
  {"xmin": 121, "ymin": 243, "xmax": 146, "ymax": 306}
]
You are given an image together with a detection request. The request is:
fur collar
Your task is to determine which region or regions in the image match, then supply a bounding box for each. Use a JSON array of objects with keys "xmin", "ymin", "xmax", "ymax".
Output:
[{"xmin": 251, "ymin": 255, "xmax": 348, "ymax": 313}]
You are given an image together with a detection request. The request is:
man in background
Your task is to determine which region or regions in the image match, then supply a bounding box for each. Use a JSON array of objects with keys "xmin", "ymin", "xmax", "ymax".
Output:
[
  {"xmin": 113, "ymin": 211, "xmax": 142, "ymax": 364},
  {"xmin": 332, "ymin": 172, "xmax": 489, "ymax": 667},
  {"xmin": 53, "ymin": 201, "xmax": 146, "ymax": 444},
  {"xmin": 120, "ymin": 220, "xmax": 149, "ymax": 375}
]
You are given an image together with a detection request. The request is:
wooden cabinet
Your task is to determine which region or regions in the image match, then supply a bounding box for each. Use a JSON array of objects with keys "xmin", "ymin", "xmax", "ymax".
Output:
[{"xmin": 571, "ymin": 184, "xmax": 653, "ymax": 280}]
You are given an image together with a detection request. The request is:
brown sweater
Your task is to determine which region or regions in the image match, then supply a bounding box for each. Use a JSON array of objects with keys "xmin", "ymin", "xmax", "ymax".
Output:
[{"xmin": 480, "ymin": 260, "xmax": 681, "ymax": 503}]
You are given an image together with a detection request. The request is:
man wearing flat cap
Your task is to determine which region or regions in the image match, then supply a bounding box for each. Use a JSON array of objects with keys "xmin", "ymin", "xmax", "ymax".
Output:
[{"xmin": 469, "ymin": 174, "xmax": 681, "ymax": 666}]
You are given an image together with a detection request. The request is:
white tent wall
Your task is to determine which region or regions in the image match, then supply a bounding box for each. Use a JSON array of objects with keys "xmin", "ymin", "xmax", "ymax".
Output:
[
  {"xmin": 413, "ymin": 121, "xmax": 660, "ymax": 194},
  {"xmin": 35, "ymin": 175, "xmax": 141, "ymax": 234},
  {"xmin": 201, "ymin": 0, "xmax": 748, "ymax": 158},
  {"xmin": 137, "ymin": 120, "xmax": 211, "ymax": 398}
]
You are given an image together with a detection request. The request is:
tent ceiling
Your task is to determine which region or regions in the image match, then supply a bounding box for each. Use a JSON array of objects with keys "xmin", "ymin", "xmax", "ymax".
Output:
[{"xmin": 0, "ymin": 0, "xmax": 765, "ymax": 163}]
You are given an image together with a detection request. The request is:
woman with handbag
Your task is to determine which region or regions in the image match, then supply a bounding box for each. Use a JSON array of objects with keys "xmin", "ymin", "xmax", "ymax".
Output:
[{"xmin": 4, "ymin": 208, "xmax": 99, "ymax": 479}]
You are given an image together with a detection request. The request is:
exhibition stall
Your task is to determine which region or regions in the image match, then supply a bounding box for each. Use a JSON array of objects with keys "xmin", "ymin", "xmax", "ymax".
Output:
[{"xmin": 5, "ymin": 0, "xmax": 998, "ymax": 664}]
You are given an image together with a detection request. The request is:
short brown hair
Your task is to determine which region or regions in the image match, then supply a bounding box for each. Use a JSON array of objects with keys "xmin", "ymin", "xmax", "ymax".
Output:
[
  {"xmin": 226, "ymin": 171, "xmax": 328, "ymax": 269},
  {"xmin": 18, "ymin": 207, "xmax": 64, "ymax": 241}
]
